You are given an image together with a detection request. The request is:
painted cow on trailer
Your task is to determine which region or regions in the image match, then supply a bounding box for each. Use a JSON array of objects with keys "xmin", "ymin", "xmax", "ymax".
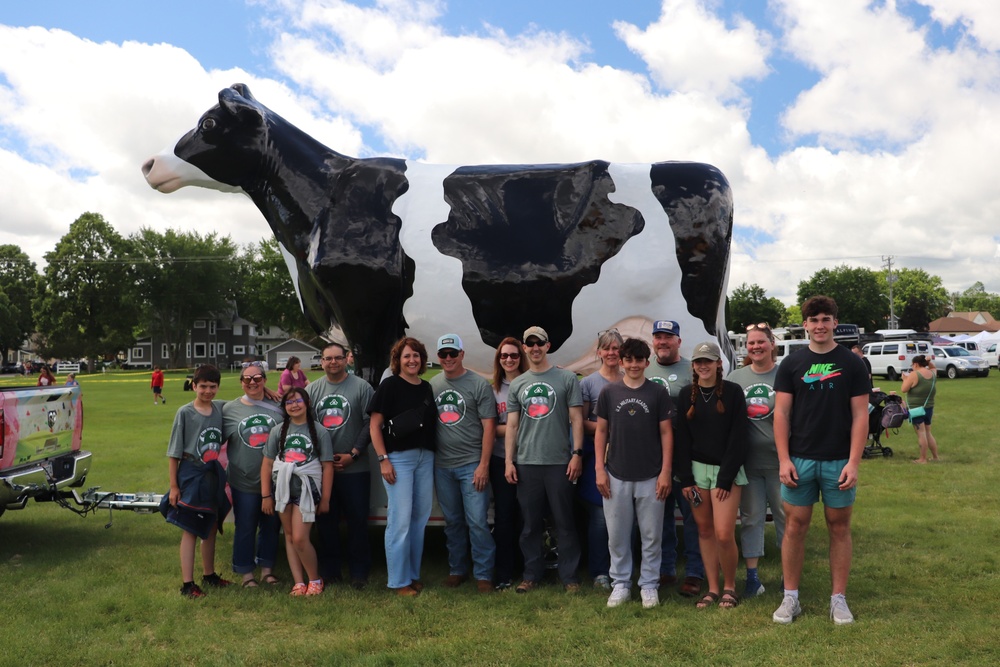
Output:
[{"xmin": 143, "ymin": 84, "xmax": 734, "ymax": 383}]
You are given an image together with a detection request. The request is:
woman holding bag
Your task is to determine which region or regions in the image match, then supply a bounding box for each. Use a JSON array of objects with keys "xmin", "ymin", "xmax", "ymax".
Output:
[{"xmin": 902, "ymin": 355, "xmax": 938, "ymax": 464}]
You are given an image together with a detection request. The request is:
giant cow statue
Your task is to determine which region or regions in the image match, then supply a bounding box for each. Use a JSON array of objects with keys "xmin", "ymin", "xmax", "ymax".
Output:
[{"xmin": 143, "ymin": 84, "xmax": 734, "ymax": 383}]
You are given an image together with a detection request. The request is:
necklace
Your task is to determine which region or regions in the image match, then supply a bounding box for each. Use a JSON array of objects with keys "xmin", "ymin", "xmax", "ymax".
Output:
[{"xmin": 698, "ymin": 385, "xmax": 715, "ymax": 403}]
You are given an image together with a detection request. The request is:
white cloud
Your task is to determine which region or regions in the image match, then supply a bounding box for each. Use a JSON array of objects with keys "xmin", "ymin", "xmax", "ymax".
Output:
[
  {"xmin": 921, "ymin": 0, "xmax": 1000, "ymax": 51},
  {"xmin": 613, "ymin": 0, "xmax": 772, "ymax": 99}
]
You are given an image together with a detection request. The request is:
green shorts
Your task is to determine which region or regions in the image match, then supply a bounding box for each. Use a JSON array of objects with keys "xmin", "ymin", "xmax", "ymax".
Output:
[
  {"xmin": 781, "ymin": 457, "xmax": 856, "ymax": 509},
  {"xmin": 692, "ymin": 461, "xmax": 747, "ymax": 489}
]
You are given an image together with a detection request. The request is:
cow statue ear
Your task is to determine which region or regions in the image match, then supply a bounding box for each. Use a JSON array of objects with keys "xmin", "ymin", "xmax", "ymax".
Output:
[{"xmin": 219, "ymin": 85, "xmax": 264, "ymax": 125}]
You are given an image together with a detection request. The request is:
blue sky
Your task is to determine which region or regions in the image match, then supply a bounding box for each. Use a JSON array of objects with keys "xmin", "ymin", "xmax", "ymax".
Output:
[{"xmin": 1, "ymin": 0, "xmax": 998, "ymax": 307}]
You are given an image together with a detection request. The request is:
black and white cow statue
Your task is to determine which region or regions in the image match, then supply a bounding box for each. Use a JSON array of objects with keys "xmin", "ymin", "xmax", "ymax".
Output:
[{"xmin": 143, "ymin": 84, "xmax": 734, "ymax": 384}]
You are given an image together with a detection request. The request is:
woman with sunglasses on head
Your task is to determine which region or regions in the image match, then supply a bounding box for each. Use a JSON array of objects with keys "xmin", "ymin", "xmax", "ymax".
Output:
[
  {"xmin": 223, "ymin": 363, "xmax": 284, "ymax": 588},
  {"xmin": 368, "ymin": 337, "xmax": 438, "ymax": 596},
  {"xmin": 674, "ymin": 341, "xmax": 749, "ymax": 609},
  {"xmin": 578, "ymin": 328, "xmax": 624, "ymax": 590},
  {"xmin": 261, "ymin": 388, "xmax": 334, "ymax": 596},
  {"xmin": 489, "ymin": 337, "xmax": 528, "ymax": 589},
  {"xmin": 726, "ymin": 323, "xmax": 786, "ymax": 598}
]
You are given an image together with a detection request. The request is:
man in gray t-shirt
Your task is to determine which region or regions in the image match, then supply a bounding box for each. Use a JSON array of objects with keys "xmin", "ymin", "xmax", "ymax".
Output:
[
  {"xmin": 644, "ymin": 319, "xmax": 705, "ymax": 595},
  {"xmin": 504, "ymin": 326, "xmax": 584, "ymax": 591},
  {"xmin": 307, "ymin": 342, "xmax": 375, "ymax": 587},
  {"xmin": 430, "ymin": 333, "xmax": 497, "ymax": 591}
]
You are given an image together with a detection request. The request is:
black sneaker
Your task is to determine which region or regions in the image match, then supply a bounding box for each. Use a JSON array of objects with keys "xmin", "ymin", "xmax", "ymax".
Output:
[
  {"xmin": 202, "ymin": 573, "xmax": 233, "ymax": 588},
  {"xmin": 350, "ymin": 579, "xmax": 367, "ymax": 591},
  {"xmin": 180, "ymin": 582, "xmax": 206, "ymax": 598}
]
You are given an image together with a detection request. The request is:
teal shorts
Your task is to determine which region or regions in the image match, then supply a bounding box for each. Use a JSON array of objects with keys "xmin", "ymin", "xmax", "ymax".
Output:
[
  {"xmin": 781, "ymin": 457, "xmax": 856, "ymax": 509},
  {"xmin": 692, "ymin": 461, "xmax": 747, "ymax": 489}
]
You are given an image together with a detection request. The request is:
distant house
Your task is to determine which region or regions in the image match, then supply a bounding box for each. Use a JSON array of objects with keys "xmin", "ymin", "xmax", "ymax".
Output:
[
  {"xmin": 928, "ymin": 316, "xmax": 991, "ymax": 336},
  {"xmin": 123, "ymin": 305, "xmax": 262, "ymax": 370},
  {"xmin": 947, "ymin": 311, "xmax": 999, "ymax": 328},
  {"xmin": 266, "ymin": 338, "xmax": 321, "ymax": 373}
]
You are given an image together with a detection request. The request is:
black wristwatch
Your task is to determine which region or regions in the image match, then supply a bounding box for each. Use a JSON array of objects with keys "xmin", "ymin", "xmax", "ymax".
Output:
[
  {"xmin": 350, "ymin": 450, "xmax": 359, "ymax": 461},
  {"xmin": 572, "ymin": 449, "xmax": 584, "ymax": 457},
  {"xmin": 377, "ymin": 454, "xmax": 389, "ymax": 462}
]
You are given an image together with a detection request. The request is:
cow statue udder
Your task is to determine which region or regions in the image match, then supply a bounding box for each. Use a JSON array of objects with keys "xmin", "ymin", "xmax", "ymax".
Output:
[{"xmin": 143, "ymin": 84, "xmax": 734, "ymax": 383}]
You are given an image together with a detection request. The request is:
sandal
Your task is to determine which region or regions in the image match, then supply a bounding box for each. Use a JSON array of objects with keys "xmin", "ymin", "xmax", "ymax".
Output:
[
  {"xmin": 262, "ymin": 574, "xmax": 280, "ymax": 585},
  {"xmin": 719, "ymin": 590, "xmax": 739, "ymax": 609},
  {"xmin": 695, "ymin": 591, "xmax": 719, "ymax": 609},
  {"xmin": 242, "ymin": 578, "xmax": 259, "ymax": 588}
]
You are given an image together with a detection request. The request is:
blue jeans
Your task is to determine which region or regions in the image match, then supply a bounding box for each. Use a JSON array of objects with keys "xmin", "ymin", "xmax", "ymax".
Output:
[
  {"xmin": 661, "ymin": 486, "xmax": 704, "ymax": 579},
  {"xmin": 739, "ymin": 466, "xmax": 785, "ymax": 559},
  {"xmin": 230, "ymin": 486, "xmax": 280, "ymax": 574},
  {"xmin": 383, "ymin": 448, "xmax": 435, "ymax": 589},
  {"xmin": 317, "ymin": 471, "xmax": 372, "ymax": 581},
  {"xmin": 489, "ymin": 456, "xmax": 521, "ymax": 583},
  {"xmin": 435, "ymin": 462, "xmax": 496, "ymax": 582}
]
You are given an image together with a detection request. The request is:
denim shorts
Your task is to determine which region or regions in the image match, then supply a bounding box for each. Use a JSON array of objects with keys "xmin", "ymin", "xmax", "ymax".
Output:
[
  {"xmin": 691, "ymin": 461, "xmax": 747, "ymax": 489},
  {"xmin": 910, "ymin": 406, "xmax": 934, "ymax": 426},
  {"xmin": 781, "ymin": 457, "xmax": 855, "ymax": 509}
]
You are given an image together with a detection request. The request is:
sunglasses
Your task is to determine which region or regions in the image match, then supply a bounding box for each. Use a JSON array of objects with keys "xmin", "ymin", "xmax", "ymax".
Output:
[
  {"xmin": 438, "ymin": 349, "xmax": 461, "ymax": 359},
  {"xmin": 598, "ymin": 327, "xmax": 619, "ymax": 338},
  {"xmin": 745, "ymin": 322, "xmax": 771, "ymax": 331},
  {"xmin": 499, "ymin": 352, "xmax": 521, "ymax": 360},
  {"xmin": 240, "ymin": 374, "xmax": 265, "ymax": 384},
  {"xmin": 524, "ymin": 339, "xmax": 546, "ymax": 348},
  {"xmin": 285, "ymin": 398, "xmax": 305, "ymax": 406},
  {"xmin": 241, "ymin": 361, "xmax": 263, "ymax": 368}
]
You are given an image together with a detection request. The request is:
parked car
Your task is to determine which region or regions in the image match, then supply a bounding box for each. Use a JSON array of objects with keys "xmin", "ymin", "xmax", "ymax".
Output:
[
  {"xmin": 950, "ymin": 341, "xmax": 980, "ymax": 354},
  {"xmin": 775, "ymin": 339, "xmax": 810, "ymax": 365},
  {"xmin": 863, "ymin": 339, "xmax": 933, "ymax": 381},
  {"xmin": 983, "ymin": 342, "xmax": 999, "ymax": 368},
  {"xmin": 0, "ymin": 362, "xmax": 24, "ymax": 375},
  {"xmin": 931, "ymin": 346, "xmax": 990, "ymax": 379}
]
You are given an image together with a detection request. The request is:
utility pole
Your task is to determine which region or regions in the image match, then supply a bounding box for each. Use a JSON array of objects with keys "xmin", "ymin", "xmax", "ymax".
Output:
[{"xmin": 882, "ymin": 255, "xmax": 897, "ymax": 329}]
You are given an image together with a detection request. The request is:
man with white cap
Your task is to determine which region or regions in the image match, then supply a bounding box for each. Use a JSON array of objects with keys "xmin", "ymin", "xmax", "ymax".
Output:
[
  {"xmin": 430, "ymin": 333, "xmax": 497, "ymax": 593},
  {"xmin": 505, "ymin": 325, "xmax": 585, "ymax": 593},
  {"xmin": 644, "ymin": 319, "xmax": 706, "ymax": 598}
]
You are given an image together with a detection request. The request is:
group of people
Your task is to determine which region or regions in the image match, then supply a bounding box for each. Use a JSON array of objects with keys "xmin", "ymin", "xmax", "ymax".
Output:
[{"xmin": 161, "ymin": 294, "xmax": 872, "ymax": 624}]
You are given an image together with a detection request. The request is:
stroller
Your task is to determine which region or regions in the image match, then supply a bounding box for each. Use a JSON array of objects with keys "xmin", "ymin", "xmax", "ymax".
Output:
[{"xmin": 863, "ymin": 390, "xmax": 899, "ymax": 458}]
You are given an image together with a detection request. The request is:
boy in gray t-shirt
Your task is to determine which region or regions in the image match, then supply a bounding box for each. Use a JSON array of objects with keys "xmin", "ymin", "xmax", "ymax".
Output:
[{"xmin": 595, "ymin": 338, "xmax": 674, "ymax": 608}]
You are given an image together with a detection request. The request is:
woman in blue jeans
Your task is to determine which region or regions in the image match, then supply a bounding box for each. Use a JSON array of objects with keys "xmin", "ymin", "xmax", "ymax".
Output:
[
  {"xmin": 726, "ymin": 323, "xmax": 785, "ymax": 598},
  {"xmin": 369, "ymin": 337, "xmax": 438, "ymax": 596}
]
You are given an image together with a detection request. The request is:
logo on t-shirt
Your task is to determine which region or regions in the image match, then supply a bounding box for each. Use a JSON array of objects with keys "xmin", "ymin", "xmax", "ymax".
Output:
[
  {"xmin": 742, "ymin": 382, "xmax": 775, "ymax": 420},
  {"xmin": 239, "ymin": 413, "xmax": 278, "ymax": 449},
  {"xmin": 198, "ymin": 426, "xmax": 223, "ymax": 463},
  {"xmin": 802, "ymin": 363, "xmax": 843, "ymax": 384},
  {"xmin": 435, "ymin": 389, "xmax": 467, "ymax": 425},
  {"xmin": 316, "ymin": 394, "xmax": 351, "ymax": 430},
  {"xmin": 281, "ymin": 433, "xmax": 314, "ymax": 466},
  {"xmin": 521, "ymin": 382, "xmax": 556, "ymax": 419}
]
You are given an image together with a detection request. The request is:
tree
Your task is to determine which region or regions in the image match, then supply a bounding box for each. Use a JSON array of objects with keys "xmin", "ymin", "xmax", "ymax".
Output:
[
  {"xmin": 953, "ymin": 282, "xmax": 1000, "ymax": 317},
  {"xmin": 727, "ymin": 283, "xmax": 787, "ymax": 332},
  {"xmin": 131, "ymin": 228, "xmax": 240, "ymax": 368},
  {"xmin": 0, "ymin": 245, "xmax": 38, "ymax": 363},
  {"xmin": 784, "ymin": 304, "xmax": 803, "ymax": 326},
  {"xmin": 34, "ymin": 213, "xmax": 138, "ymax": 363},
  {"xmin": 235, "ymin": 238, "xmax": 313, "ymax": 337},
  {"xmin": 882, "ymin": 268, "xmax": 950, "ymax": 331},
  {"xmin": 796, "ymin": 265, "xmax": 885, "ymax": 332}
]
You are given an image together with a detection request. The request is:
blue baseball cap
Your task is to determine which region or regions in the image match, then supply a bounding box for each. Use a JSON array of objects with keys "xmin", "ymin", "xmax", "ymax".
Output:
[
  {"xmin": 436, "ymin": 334, "xmax": 464, "ymax": 352},
  {"xmin": 652, "ymin": 320, "xmax": 680, "ymax": 336}
]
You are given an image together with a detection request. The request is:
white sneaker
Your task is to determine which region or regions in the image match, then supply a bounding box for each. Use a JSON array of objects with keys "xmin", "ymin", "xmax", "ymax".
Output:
[
  {"xmin": 830, "ymin": 594, "xmax": 854, "ymax": 625},
  {"xmin": 773, "ymin": 594, "xmax": 802, "ymax": 624},
  {"xmin": 606, "ymin": 585, "xmax": 631, "ymax": 608},
  {"xmin": 640, "ymin": 588, "xmax": 659, "ymax": 608}
]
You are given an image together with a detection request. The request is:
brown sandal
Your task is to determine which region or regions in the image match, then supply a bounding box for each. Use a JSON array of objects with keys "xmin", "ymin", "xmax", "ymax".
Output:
[
  {"xmin": 719, "ymin": 590, "xmax": 740, "ymax": 608},
  {"xmin": 695, "ymin": 591, "xmax": 719, "ymax": 609}
]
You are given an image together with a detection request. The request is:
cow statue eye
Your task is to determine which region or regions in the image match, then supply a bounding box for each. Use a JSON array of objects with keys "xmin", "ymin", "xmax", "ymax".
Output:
[{"xmin": 201, "ymin": 117, "xmax": 217, "ymax": 131}]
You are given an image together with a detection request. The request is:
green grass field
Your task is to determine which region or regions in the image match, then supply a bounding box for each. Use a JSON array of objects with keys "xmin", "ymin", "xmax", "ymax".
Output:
[{"xmin": 1, "ymin": 369, "xmax": 998, "ymax": 666}]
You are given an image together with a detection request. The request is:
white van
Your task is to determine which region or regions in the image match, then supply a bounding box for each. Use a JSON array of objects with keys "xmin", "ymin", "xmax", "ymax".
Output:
[
  {"xmin": 950, "ymin": 340, "xmax": 980, "ymax": 354},
  {"xmin": 775, "ymin": 339, "xmax": 811, "ymax": 365},
  {"xmin": 983, "ymin": 342, "xmax": 999, "ymax": 368},
  {"xmin": 862, "ymin": 340, "xmax": 933, "ymax": 380}
]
